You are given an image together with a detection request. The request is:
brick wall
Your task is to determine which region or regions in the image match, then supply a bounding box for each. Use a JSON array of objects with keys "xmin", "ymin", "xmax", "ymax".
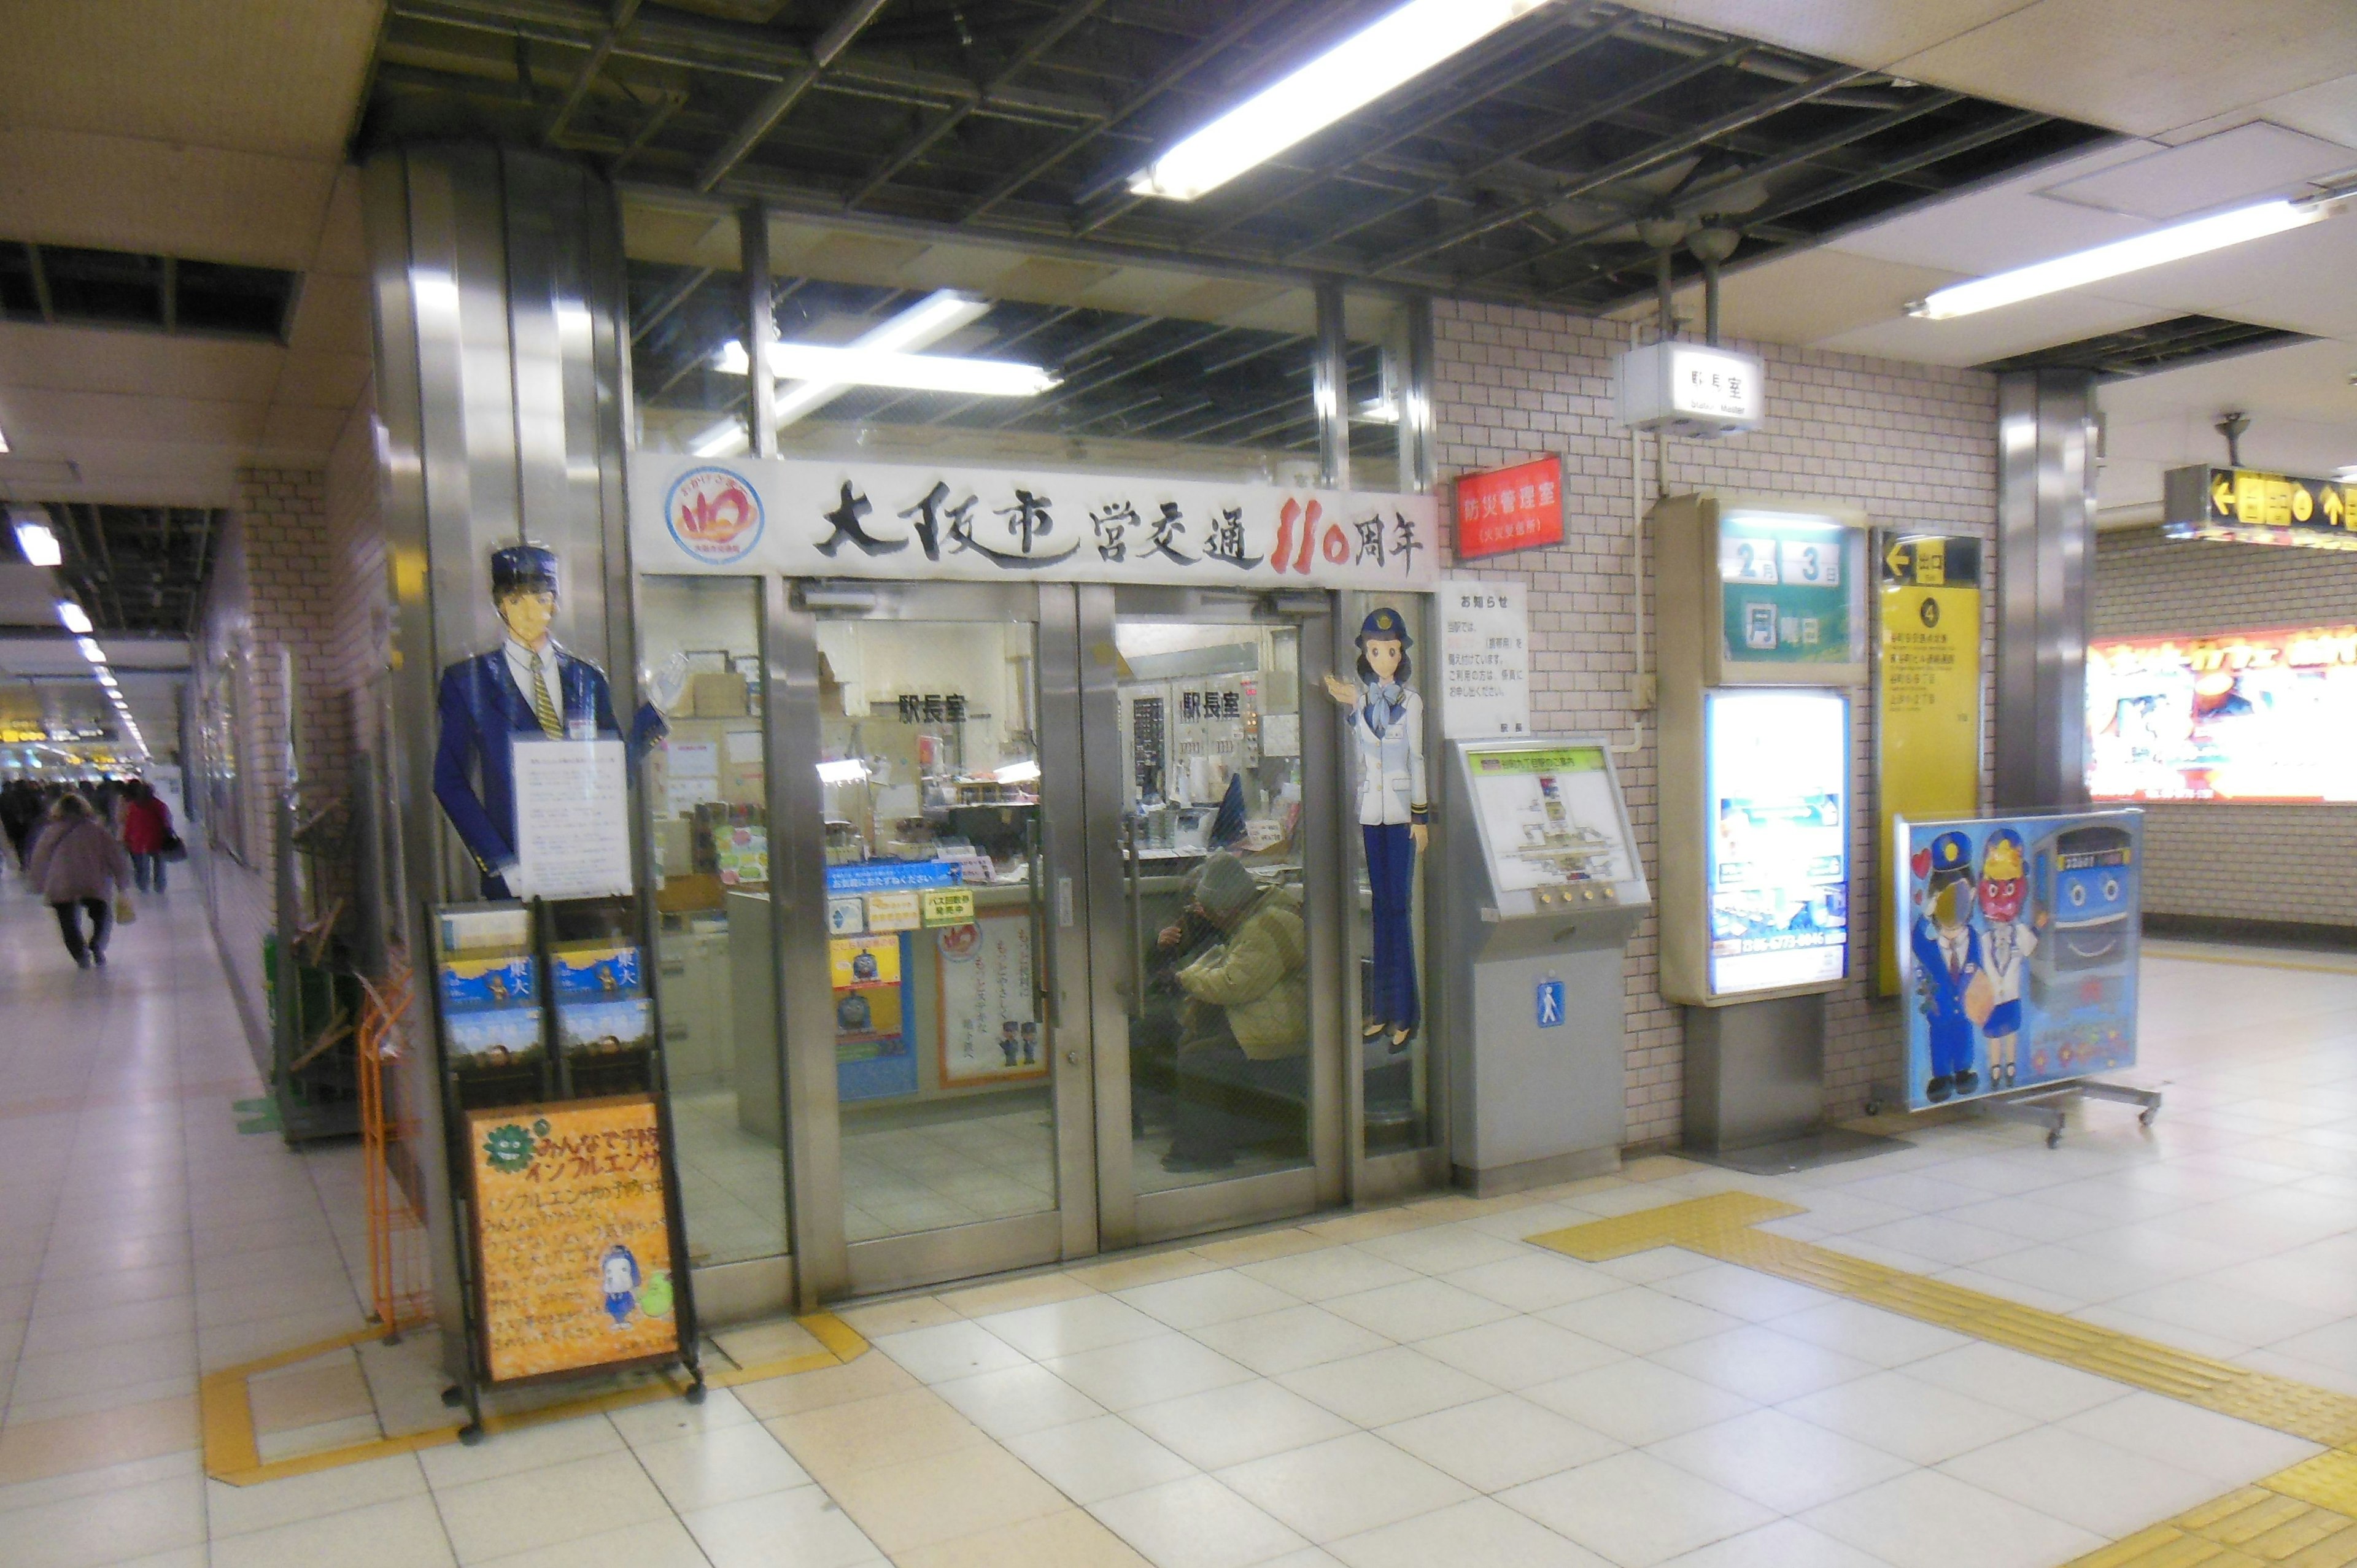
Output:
[
  {"xmin": 1430, "ymin": 301, "xmax": 2000, "ymax": 1143},
  {"xmin": 2091, "ymin": 527, "xmax": 2357, "ymax": 930}
]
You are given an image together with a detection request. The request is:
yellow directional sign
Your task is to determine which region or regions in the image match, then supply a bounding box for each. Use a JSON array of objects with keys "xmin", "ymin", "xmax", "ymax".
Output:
[{"xmin": 2167, "ymin": 465, "xmax": 2357, "ymax": 552}]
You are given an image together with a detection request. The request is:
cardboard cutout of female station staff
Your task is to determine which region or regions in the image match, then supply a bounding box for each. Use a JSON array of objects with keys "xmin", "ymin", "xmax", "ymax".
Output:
[{"xmin": 1324, "ymin": 607, "xmax": 1428, "ymax": 1052}]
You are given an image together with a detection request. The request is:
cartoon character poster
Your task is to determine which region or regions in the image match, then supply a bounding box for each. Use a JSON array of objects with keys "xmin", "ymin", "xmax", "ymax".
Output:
[{"xmin": 1895, "ymin": 809, "xmax": 2142, "ymax": 1110}]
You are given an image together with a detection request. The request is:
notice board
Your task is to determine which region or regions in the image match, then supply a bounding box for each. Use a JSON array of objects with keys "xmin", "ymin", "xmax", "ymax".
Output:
[
  {"xmin": 465, "ymin": 1095, "xmax": 679, "ymax": 1382},
  {"xmin": 1876, "ymin": 534, "xmax": 1984, "ymax": 993}
]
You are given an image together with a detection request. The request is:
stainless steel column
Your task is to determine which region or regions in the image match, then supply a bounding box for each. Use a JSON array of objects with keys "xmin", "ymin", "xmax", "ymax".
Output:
[
  {"xmin": 738, "ymin": 205, "xmax": 780, "ymax": 458},
  {"xmin": 1313, "ymin": 279, "xmax": 1350, "ymax": 491},
  {"xmin": 1994, "ymin": 369, "xmax": 2097, "ymax": 811},
  {"xmin": 363, "ymin": 144, "xmax": 639, "ymax": 1359}
]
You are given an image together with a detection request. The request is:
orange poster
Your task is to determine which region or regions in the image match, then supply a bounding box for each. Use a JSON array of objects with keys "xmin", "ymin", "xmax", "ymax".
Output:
[{"xmin": 465, "ymin": 1095, "xmax": 679, "ymax": 1382}]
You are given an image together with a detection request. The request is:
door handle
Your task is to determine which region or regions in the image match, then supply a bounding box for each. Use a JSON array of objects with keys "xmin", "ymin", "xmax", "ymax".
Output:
[
  {"xmin": 1027, "ymin": 812, "xmax": 1060, "ymax": 1029},
  {"xmin": 1123, "ymin": 814, "xmax": 1145, "ymax": 1011}
]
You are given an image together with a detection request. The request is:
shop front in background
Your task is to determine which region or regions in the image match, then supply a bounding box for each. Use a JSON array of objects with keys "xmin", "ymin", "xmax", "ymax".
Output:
[{"xmin": 632, "ymin": 452, "xmax": 1441, "ymax": 1308}]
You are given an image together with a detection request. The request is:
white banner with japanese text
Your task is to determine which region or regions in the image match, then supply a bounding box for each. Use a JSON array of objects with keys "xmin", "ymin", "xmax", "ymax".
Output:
[{"xmin": 629, "ymin": 451, "xmax": 1441, "ymax": 591}]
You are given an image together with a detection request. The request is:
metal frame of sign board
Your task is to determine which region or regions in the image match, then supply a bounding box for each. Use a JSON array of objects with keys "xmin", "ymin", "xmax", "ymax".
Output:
[{"xmin": 426, "ymin": 890, "xmax": 705, "ymax": 1440}]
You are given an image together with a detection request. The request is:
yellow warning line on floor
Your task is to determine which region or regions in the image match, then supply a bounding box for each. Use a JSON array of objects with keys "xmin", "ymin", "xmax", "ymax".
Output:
[
  {"xmin": 1529, "ymin": 1193, "xmax": 2357, "ymax": 1446},
  {"xmin": 202, "ymin": 1313, "xmax": 869, "ymax": 1487},
  {"xmin": 1529, "ymin": 1193, "xmax": 2357, "ymax": 1567}
]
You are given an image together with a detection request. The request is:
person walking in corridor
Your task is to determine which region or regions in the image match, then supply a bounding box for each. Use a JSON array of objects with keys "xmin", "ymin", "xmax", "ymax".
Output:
[
  {"xmin": 121, "ymin": 780, "xmax": 174, "ymax": 892},
  {"xmin": 28, "ymin": 794, "xmax": 133, "ymax": 968}
]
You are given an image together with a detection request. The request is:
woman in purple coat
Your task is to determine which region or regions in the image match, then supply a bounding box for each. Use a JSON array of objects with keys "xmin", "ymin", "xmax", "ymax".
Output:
[{"xmin": 28, "ymin": 794, "xmax": 133, "ymax": 968}]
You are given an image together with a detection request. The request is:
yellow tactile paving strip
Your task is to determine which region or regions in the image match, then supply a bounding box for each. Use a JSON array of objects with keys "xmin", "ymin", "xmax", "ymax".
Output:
[
  {"xmin": 1528, "ymin": 1192, "xmax": 2357, "ymax": 1568},
  {"xmin": 201, "ymin": 1311, "xmax": 869, "ymax": 1486}
]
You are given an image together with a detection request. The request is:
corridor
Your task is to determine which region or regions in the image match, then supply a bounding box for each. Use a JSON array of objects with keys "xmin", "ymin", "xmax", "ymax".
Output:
[{"xmin": 5, "ymin": 868, "xmax": 2357, "ymax": 1567}]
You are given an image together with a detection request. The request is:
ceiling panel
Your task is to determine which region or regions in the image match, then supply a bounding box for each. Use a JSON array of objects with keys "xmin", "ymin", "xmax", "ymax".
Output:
[
  {"xmin": 2059, "ymin": 218, "xmax": 2357, "ymax": 327},
  {"xmin": 2038, "ymin": 122, "xmax": 2357, "ymax": 218},
  {"xmin": 2098, "ymin": 336, "xmax": 2357, "ymax": 427},
  {"xmin": 1702, "ymin": 247, "xmax": 1966, "ymax": 345},
  {"xmin": 0, "ymin": 130, "xmax": 338, "ymax": 269},
  {"xmin": 1824, "ymin": 140, "xmax": 2162, "ymax": 272},
  {"xmin": 1895, "ymin": 0, "xmax": 2357, "ymax": 137},
  {"xmin": 257, "ymin": 404, "xmax": 350, "ymax": 457},
  {"xmin": 283, "ymin": 273, "xmax": 372, "ymax": 357},
  {"xmin": 1618, "ymin": 0, "xmax": 2032, "ymax": 69},
  {"xmin": 0, "ymin": 0, "xmax": 382, "ymax": 162},
  {"xmin": 269, "ymin": 351, "xmax": 374, "ymax": 411},
  {"xmin": 2256, "ymin": 72, "xmax": 2357, "ymax": 151},
  {"xmin": 0, "ymin": 326, "xmax": 283, "ymax": 403},
  {"xmin": 10, "ymin": 390, "xmax": 268, "ymax": 448}
]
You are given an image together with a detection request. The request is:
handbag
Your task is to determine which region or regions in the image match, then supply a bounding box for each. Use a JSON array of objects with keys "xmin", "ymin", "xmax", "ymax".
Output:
[
  {"xmin": 115, "ymin": 894, "xmax": 137, "ymax": 925},
  {"xmin": 160, "ymin": 832, "xmax": 187, "ymax": 863}
]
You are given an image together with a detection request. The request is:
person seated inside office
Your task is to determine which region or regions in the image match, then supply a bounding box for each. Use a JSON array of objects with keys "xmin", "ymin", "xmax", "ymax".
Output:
[{"xmin": 1162, "ymin": 852, "xmax": 1309, "ymax": 1173}]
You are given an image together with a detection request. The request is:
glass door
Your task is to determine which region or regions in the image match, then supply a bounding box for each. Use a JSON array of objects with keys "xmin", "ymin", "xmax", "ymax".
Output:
[
  {"xmin": 1082, "ymin": 587, "xmax": 1345, "ymax": 1247},
  {"xmin": 775, "ymin": 582, "xmax": 1094, "ymax": 1299}
]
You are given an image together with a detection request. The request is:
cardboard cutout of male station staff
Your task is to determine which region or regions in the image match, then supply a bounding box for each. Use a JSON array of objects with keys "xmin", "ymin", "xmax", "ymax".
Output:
[
  {"xmin": 434, "ymin": 544, "xmax": 630, "ymax": 900},
  {"xmin": 1324, "ymin": 607, "xmax": 1428, "ymax": 1052}
]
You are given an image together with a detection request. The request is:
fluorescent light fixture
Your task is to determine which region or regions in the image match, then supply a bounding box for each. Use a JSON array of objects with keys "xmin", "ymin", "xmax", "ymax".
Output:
[
  {"xmin": 716, "ymin": 340, "xmax": 1056, "ymax": 397},
  {"xmin": 2335, "ymin": 465, "xmax": 2357, "ymax": 483},
  {"xmin": 1905, "ymin": 196, "xmax": 2340, "ymax": 320},
  {"xmin": 1129, "ymin": 0, "xmax": 1555, "ymax": 201},
  {"xmin": 14, "ymin": 518, "xmax": 61, "ymax": 567},
  {"xmin": 995, "ymin": 759, "xmax": 1042, "ymax": 785},
  {"xmin": 816, "ymin": 759, "xmax": 870, "ymax": 786},
  {"xmin": 74, "ymin": 636, "xmax": 105, "ymax": 664},
  {"xmin": 0, "ymin": 421, "xmax": 9, "ymax": 453},
  {"xmin": 55, "ymin": 601, "xmax": 93, "ymax": 635},
  {"xmin": 689, "ymin": 419, "xmax": 746, "ymax": 458}
]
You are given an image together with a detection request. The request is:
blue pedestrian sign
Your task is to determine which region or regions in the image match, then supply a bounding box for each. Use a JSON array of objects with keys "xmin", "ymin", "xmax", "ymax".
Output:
[{"xmin": 1536, "ymin": 978, "xmax": 1566, "ymax": 1029}]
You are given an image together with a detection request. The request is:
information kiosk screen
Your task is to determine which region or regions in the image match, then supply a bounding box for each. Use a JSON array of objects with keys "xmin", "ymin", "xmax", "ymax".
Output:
[
  {"xmin": 1460, "ymin": 743, "xmax": 1641, "ymax": 894},
  {"xmin": 1703, "ymin": 689, "xmax": 1849, "ymax": 996}
]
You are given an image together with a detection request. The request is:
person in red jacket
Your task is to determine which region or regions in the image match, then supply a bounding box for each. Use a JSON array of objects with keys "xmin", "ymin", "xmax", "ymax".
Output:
[{"xmin": 120, "ymin": 779, "xmax": 174, "ymax": 892}]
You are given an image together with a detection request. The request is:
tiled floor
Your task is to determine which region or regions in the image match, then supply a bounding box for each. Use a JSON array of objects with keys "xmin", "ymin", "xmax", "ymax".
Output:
[{"xmin": 6, "ymin": 851, "xmax": 2357, "ymax": 1567}]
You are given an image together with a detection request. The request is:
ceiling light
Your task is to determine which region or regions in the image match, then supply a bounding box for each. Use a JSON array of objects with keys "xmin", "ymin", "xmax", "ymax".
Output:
[
  {"xmin": 75, "ymin": 636, "xmax": 105, "ymax": 664},
  {"xmin": 815, "ymin": 759, "xmax": 870, "ymax": 785},
  {"xmin": 14, "ymin": 517, "xmax": 61, "ymax": 567},
  {"xmin": 0, "ymin": 422, "xmax": 9, "ymax": 453},
  {"xmin": 56, "ymin": 601, "xmax": 93, "ymax": 635},
  {"xmin": 1128, "ymin": 0, "xmax": 1555, "ymax": 201},
  {"xmin": 1905, "ymin": 195, "xmax": 2343, "ymax": 320},
  {"xmin": 689, "ymin": 290, "xmax": 997, "ymax": 457},
  {"xmin": 717, "ymin": 340, "xmax": 1056, "ymax": 396},
  {"xmin": 995, "ymin": 759, "xmax": 1042, "ymax": 784}
]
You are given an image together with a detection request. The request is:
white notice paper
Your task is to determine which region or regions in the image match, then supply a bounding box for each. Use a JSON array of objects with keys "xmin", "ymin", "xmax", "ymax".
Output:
[
  {"xmin": 1439, "ymin": 577, "xmax": 1532, "ymax": 740},
  {"xmin": 724, "ymin": 730, "xmax": 764, "ymax": 762},
  {"xmin": 513, "ymin": 739, "xmax": 634, "ymax": 900}
]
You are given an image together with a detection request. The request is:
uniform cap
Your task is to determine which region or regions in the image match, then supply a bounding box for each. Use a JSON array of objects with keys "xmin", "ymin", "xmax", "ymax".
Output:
[
  {"xmin": 1358, "ymin": 607, "xmax": 1413, "ymax": 649},
  {"xmin": 491, "ymin": 544, "xmax": 560, "ymax": 600},
  {"xmin": 1930, "ymin": 830, "xmax": 1972, "ymax": 872}
]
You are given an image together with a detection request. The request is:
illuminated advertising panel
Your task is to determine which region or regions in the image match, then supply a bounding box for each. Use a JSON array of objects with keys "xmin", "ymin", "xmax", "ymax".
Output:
[
  {"xmin": 2087, "ymin": 625, "xmax": 2357, "ymax": 803},
  {"xmin": 1704, "ymin": 689, "xmax": 1850, "ymax": 997}
]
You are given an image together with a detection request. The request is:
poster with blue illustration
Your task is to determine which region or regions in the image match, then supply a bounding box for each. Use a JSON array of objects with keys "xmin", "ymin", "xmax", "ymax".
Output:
[{"xmin": 1894, "ymin": 809, "xmax": 2142, "ymax": 1110}]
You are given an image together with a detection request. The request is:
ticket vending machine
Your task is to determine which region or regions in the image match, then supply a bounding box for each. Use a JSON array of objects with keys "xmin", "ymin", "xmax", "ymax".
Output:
[{"xmin": 1441, "ymin": 737, "xmax": 1651, "ymax": 1194}]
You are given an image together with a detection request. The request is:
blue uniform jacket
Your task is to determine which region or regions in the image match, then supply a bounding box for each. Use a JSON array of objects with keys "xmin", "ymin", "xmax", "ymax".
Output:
[
  {"xmin": 1910, "ymin": 915, "xmax": 1983, "ymax": 1072},
  {"xmin": 433, "ymin": 649, "xmax": 622, "ymax": 889}
]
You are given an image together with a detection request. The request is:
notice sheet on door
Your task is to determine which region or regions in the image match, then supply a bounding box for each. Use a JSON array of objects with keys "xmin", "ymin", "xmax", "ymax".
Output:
[{"xmin": 934, "ymin": 911, "xmax": 1044, "ymax": 1086}]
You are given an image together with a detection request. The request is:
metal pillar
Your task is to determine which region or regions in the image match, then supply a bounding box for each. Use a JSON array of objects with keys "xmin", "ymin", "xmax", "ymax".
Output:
[
  {"xmin": 1313, "ymin": 278, "xmax": 1350, "ymax": 491},
  {"xmin": 362, "ymin": 144, "xmax": 640, "ymax": 1365},
  {"xmin": 1994, "ymin": 369, "xmax": 2098, "ymax": 812},
  {"xmin": 738, "ymin": 205, "xmax": 780, "ymax": 458},
  {"xmin": 1399, "ymin": 294, "xmax": 1435, "ymax": 496}
]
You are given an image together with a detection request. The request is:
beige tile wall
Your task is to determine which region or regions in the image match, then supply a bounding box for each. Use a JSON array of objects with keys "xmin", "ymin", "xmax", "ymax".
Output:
[{"xmin": 1428, "ymin": 299, "xmax": 2001, "ymax": 1141}]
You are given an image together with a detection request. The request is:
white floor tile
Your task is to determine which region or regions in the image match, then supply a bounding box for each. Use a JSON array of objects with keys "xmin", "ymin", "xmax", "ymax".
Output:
[
  {"xmin": 873, "ymin": 1319, "xmax": 1035, "ymax": 1383},
  {"xmin": 974, "ymin": 1294, "xmax": 1169, "ymax": 1360},
  {"xmin": 931, "ymin": 1362, "xmax": 1107, "ymax": 1439},
  {"xmin": 1897, "ymin": 1341, "xmax": 2132, "ymax": 1422},
  {"xmin": 1117, "ymin": 1270, "xmax": 1302, "ymax": 1330},
  {"xmin": 1500, "ymin": 1450, "xmax": 1775, "ymax": 1568},
  {"xmin": 1044, "ymin": 1332, "xmax": 1258, "ymax": 1411},
  {"xmin": 430, "ymin": 1448, "xmax": 671, "ymax": 1562},
  {"xmin": 632, "ymin": 1423, "xmax": 812, "ymax": 1513},
  {"xmin": 1218, "ymin": 1432, "xmax": 1473, "ymax": 1543},
  {"xmin": 1126, "ymin": 1378, "xmax": 1356, "ymax": 1470},
  {"xmin": 1647, "ymin": 1407, "xmax": 1913, "ymax": 1512},
  {"xmin": 1522, "ymin": 1358, "xmax": 1757, "ymax": 1447},
  {"xmin": 1539, "ymin": 1288, "xmax": 1743, "ymax": 1354},
  {"xmin": 1091, "ymin": 1473, "xmax": 1309, "ymax": 1568},
  {"xmin": 1656, "ymin": 1518, "xmax": 1895, "ymax": 1568},
  {"xmin": 1801, "ymin": 1470, "xmax": 2102, "ymax": 1568},
  {"xmin": 681, "ymin": 1482, "xmax": 885, "ymax": 1568},
  {"xmin": 1413, "ymin": 1316, "xmax": 1622, "ymax": 1389},
  {"xmin": 1189, "ymin": 1303, "xmax": 1393, "ymax": 1377},
  {"xmin": 1003, "ymin": 1414, "xmax": 1198, "ymax": 1504},
  {"xmin": 2056, "ymin": 1389, "xmax": 2321, "ymax": 1482},
  {"xmin": 1377, "ymin": 1393, "xmax": 1622, "ymax": 1492},
  {"xmin": 211, "ymin": 1494, "xmax": 455, "ymax": 1568},
  {"xmin": 1328, "ymin": 1495, "xmax": 1609, "ymax": 1568},
  {"xmin": 1279, "ymin": 1346, "xmax": 1497, "ymax": 1427},
  {"xmin": 1780, "ymin": 1367, "xmax": 2039, "ymax": 1466}
]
